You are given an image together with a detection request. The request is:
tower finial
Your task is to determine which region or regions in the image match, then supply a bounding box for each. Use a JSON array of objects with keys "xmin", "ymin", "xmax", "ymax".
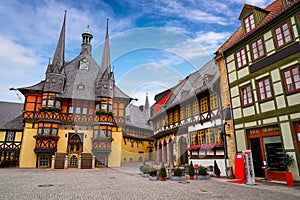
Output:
[
  {"xmin": 105, "ymin": 18, "xmax": 109, "ymax": 39},
  {"xmin": 50, "ymin": 10, "xmax": 66, "ymax": 73}
]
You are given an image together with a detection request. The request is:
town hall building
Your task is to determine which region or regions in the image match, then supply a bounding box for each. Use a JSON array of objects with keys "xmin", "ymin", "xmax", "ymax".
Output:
[{"xmin": 11, "ymin": 12, "xmax": 153, "ymax": 168}]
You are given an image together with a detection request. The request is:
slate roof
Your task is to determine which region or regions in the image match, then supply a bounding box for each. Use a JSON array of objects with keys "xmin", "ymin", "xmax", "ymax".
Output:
[
  {"xmin": 0, "ymin": 101, "xmax": 23, "ymax": 130},
  {"xmin": 16, "ymin": 14, "xmax": 131, "ymax": 101},
  {"xmin": 153, "ymin": 59, "xmax": 220, "ymax": 118},
  {"xmin": 125, "ymin": 104, "xmax": 152, "ymax": 131},
  {"xmin": 216, "ymin": 0, "xmax": 299, "ymax": 54}
]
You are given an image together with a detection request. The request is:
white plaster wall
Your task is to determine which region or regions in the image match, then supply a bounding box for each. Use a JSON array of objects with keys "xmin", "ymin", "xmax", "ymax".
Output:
[
  {"xmin": 280, "ymin": 122, "xmax": 294, "ymax": 150},
  {"xmin": 260, "ymin": 101, "xmax": 275, "ymax": 113}
]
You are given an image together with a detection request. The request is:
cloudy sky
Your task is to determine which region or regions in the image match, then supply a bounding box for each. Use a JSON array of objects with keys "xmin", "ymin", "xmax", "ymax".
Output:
[{"xmin": 0, "ymin": 0, "xmax": 274, "ymax": 106}]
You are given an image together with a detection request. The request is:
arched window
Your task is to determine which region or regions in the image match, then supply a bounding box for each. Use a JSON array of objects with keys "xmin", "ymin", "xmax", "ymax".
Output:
[{"xmin": 70, "ymin": 155, "xmax": 78, "ymax": 167}]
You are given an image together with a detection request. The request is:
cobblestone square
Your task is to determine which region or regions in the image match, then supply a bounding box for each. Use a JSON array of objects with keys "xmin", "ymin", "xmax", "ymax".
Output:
[{"xmin": 1, "ymin": 164, "xmax": 300, "ymax": 200}]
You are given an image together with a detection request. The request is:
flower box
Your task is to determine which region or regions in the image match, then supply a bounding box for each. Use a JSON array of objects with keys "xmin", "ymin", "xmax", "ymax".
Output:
[
  {"xmin": 171, "ymin": 176, "xmax": 187, "ymax": 181},
  {"xmin": 196, "ymin": 175, "xmax": 211, "ymax": 180}
]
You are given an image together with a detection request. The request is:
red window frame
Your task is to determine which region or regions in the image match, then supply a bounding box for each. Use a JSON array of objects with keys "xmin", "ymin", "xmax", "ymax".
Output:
[
  {"xmin": 235, "ymin": 48, "xmax": 247, "ymax": 69},
  {"xmin": 256, "ymin": 77, "xmax": 273, "ymax": 102},
  {"xmin": 251, "ymin": 37, "xmax": 265, "ymax": 61},
  {"xmin": 240, "ymin": 84, "xmax": 253, "ymax": 107},
  {"xmin": 274, "ymin": 22, "xmax": 292, "ymax": 48},
  {"xmin": 282, "ymin": 65, "xmax": 300, "ymax": 94},
  {"xmin": 244, "ymin": 14, "xmax": 255, "ymax": 33}
]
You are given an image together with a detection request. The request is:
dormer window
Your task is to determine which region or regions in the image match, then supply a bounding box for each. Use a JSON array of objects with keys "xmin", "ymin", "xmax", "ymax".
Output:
[{"xmin": 244, "ymin": 14, "xmax": 255, "ymax": 33}]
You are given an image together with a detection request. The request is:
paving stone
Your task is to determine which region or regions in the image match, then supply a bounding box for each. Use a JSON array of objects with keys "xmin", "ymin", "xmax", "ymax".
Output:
[{"xmin": 0, "ymin": 163, "xmax": 299, "ymax": 200}]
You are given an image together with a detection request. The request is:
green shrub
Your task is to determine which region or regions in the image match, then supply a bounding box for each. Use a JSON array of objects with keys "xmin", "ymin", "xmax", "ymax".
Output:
[
  {"xmin": 159, "ymin": 162, "xmax": 167, "ymax": 177},
  {"xmin": 174, "ymin": 168, "xmax": 183, "ymax": 176},
  {"xmin": 214, "ymin": 160, "xmax": 221, "ymax": 176},
  {"xmin": 149, "ymin": 169, "xmax": 157, "ymax": 177},
  {"xmin": 188, "ymin": 161, "xmax": 195, "ymax": 176},
  {"xmin": 198, "ymin": 167, "xmax": 208, "ymax": 175},
  {"xmin": 139, "ymin": 165, "xmax": 145, "ymax": 172},
  {"xmin": 283, "ymin": 152, "xmax": 294, "ymax": 167}
]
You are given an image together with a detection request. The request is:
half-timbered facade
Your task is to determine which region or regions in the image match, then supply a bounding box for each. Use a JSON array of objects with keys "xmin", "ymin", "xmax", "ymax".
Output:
[
  {"xmin": 13, "ymin": 13, "xmax": 153, "ymax": 168},
  {"xmin": 0, "ymin": 102, "xmax": 23, "ymax": 167},
  {"xmin": 215, "ymin": 0, "xmax": 300, "ymax": 182},
  {"xmin": 152, "ymin": 60, "xmax": 233, "ymax": 174},
  {"xmin": 121, "ymin": 94, "xmax": 154, "ymax": 163}
]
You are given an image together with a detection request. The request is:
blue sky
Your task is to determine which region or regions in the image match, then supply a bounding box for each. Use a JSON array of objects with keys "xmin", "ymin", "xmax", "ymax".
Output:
[{"xmin": 0, "ymin": 0, "xmax": 274, "ymax": 106}]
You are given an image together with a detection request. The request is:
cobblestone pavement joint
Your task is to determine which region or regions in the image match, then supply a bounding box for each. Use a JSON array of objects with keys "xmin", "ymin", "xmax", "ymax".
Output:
[{"xmin": 0, "ymin": 163, "xmax": 300, "ymax": 200}]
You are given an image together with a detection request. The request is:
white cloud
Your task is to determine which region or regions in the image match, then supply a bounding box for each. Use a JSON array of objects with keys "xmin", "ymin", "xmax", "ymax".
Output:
[
  {"xmin": 193, "ymin": 31, "xmax": 232, "ymax": 54},
  {"xmin": 0, "ymin": 35, "xmax": 44, "ymax": 102},
  {"xmin": 229, "ymin": 0, "xmax": 274, "ymax": 8}
]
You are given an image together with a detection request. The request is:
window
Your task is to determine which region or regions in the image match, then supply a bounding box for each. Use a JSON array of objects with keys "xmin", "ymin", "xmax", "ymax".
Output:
[
  {"xmin": 94, "ymin": 130, "xmax": 99, "ymax": 138},
  {"xmin": 251, "ymin": 38, "xmax": 265, "ymax": 60},
  {"xmin": 241, "ymin": 84, "xmax": 253, "ymax": 106},
  {"xmin": 197, "ymin": 130, "xmax": 206, "ymax": 145},
  {"xmin": 191, "ymin": 132, "xmax": 197, "ymax": 146},
  {"xmin": 69, "ymin": 106, "xmax": 74, "ymax": 114},
  {"xmin": 180, "ymin": 107, "xmax": 185, "ymax": 120},
  {"xmin": 282, "ymin": 65, "xmax": 300, "ymax": 93},
  {"xmin": 244, "ymin": 14, "xmax": 255, "ymax": 33},
  {"xmin": 5, "ymin": 131, "xmax": 15, "ymax": 141},
  {"xmin": 200, "ymin": 97, "xmax": 208, "ymax": 113},
  {"xmin": 256, "ymin": 77, "xmax": 273, "ymax": 101},
  {"xmin": 193, "ymin": 101, "xmax": 199, "ymax": 115},
  {"xmin": 39, "ymin": 155, "xmax": 49, "ymax": 167},
  {"xmin": 75, "ymin": 107, "xmax": 81, "ymax": 114},
  {"xmin": 174, "ymin": 110, "xmax": 179, "ymax": 122},
  {"xmin": 275, "ymin": 22, "xmax": 292, "ymax": 48},
  {"xmin": 210, "ymin": 94, "xmax": 218, "ymax": 110},
  {"xmin": 235, "ymin": 48, "xmax": 247, "ymax": 69},
  {"xmin": 168, "ymin": 112, "xmax": 173, "ymax": 125},
  {"xmin": 186, "ymin": 104, "xmax": 191, "ymax": 118}
]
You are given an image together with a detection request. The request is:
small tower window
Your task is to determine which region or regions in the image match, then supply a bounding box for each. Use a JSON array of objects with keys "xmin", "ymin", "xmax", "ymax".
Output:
[{"xmin": 244, "ymin": 14, "xmax": 255, "ymax": 33}]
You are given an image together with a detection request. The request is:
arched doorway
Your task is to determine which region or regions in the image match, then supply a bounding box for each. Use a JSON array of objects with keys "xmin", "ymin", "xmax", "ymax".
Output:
[
  {"xmin": 169, "ymin": 139, "xmax": 174, "ymax": 166},
  {"xmin": 178, "ymin": 137, "xmax": 188, "ymax": 166},
  {"xmin": 148, "ymin": 149, "xmax": 153, "ymax": 161},
  {"xmin": 69, "ymin": 155, "xmax": 78, "ymax": 167},
  {"xmin": 68, "ymin": 133, "xmax": 83, "ymax": 167},
  {"xmin": 163, "ymin": 140, "xmax": 167, "ymax": 163},
  {"xmin": 158, "ymin": 142, "xmax": 162, "ymax": 162}
]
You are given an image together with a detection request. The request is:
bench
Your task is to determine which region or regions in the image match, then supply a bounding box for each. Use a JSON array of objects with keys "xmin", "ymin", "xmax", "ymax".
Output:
[{"xmin": 266, "ymin": 170, "xmax": 294, "ymax": 186}]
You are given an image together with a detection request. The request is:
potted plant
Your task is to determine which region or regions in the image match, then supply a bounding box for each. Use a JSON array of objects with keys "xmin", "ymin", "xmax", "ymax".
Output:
[
  {"xmin": 140, "ymin": 164, "xmax": 150, "ymax": 177},
  {"xmin": 159, "ymin": 162, "xmax": 167, "ymax": 181},
  {"xmin": 149, "ymin": 168, "xmax": 159, "ymax": 181},
  {"xmin": 196, "ymin": 167, "xmax": 210, "ymax": 180},
  {"xmin": 171, "ymin": 167, "xmax": 187, "ymax": 181},
  {"xmin": 283, "ymin": 152, "xmax": 295, "ymax": 187},
  {"xmin": 188, "ymin": 161, "xmax": 195, "ymax": 180},
  {"xmin": 214, "ymin": 160, "xmax": 221, "ymax": 178}
]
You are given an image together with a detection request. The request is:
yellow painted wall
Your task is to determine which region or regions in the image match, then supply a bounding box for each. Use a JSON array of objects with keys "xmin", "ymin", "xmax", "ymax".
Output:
[
  {"xmin": 19, "ymin": 126, "xmax": 37, "ymax": 168},
  {"xmin": 108, "ymin": 130, "xmax": 122, "ymax": 167},
  {"xmin": 0, "ymin": 131, "xmax": 5, "ymax": 141},
  {"xmin": 56, "ymin": 129, "xmax": 93, "ymax": 153},
  {"xmin": 15, "ymin": 131, "xmax": 23, "ymax": 141},
  {"xmin": 56, "ymin": 129, "xmax": 69, "ymax": 153},
  {"xmin": 121, "ymin": 138, "xmax": 151, "ymax": 162}
]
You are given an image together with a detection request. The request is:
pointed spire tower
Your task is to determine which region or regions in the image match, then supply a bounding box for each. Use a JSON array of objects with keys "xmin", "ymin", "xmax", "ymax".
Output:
[
  {"xmin": 145, "ymin": 93, "xmax": 150, "ymax": 118},
  {"xmin": 44, "ymin": 11, "xmax": 66, "ymax": 93},
  {"xmin": 96, "ymin": 18, "xmax": 114, "ymax": 98}
]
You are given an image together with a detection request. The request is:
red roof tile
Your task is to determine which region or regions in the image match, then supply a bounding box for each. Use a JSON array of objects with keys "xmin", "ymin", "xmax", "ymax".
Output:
[{"xmin": 216, "ymin": 0, "xmax": 299, "ymax": 54}]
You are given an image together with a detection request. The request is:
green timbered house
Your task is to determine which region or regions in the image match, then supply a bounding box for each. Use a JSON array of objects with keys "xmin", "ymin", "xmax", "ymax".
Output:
[{"xmin": 215, "ymin": 0, "xmax": 300, "ymax": 182}]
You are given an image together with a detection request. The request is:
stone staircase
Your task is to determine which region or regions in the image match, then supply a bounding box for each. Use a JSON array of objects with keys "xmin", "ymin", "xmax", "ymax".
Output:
[
  {"xmin": 54, "ymin": 153, "xmax": 67, "ymax": 169},
  {"xmin": 81, "ymin": 153, "xmax": 93, "ymax": 169}
]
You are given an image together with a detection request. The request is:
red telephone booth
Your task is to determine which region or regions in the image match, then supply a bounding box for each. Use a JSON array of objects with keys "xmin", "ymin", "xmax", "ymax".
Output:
[{"xmin": 235, "ymin": 154, "xmax": 245, "ymax": 179}]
